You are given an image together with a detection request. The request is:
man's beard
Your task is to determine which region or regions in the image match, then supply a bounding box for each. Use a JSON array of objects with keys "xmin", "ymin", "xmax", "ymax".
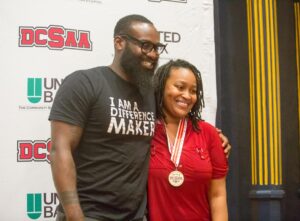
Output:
[{"xmin": 120, "ymin": 45, "xmax": 157, "ymax": 92}]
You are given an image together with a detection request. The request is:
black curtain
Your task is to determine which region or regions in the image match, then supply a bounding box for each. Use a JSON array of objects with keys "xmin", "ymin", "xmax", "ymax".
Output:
[{"xmin": 214, "ymin": 0, "xmax": 300, "ymax": 220}]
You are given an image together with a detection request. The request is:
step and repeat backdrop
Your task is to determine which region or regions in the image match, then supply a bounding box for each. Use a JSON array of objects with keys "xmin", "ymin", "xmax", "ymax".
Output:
[{"xmin": 0, "ymin": 0, "xmax": 217, "ymax": 220}]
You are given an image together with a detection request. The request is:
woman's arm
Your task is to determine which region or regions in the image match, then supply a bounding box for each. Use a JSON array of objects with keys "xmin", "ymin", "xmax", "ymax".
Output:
[{"xmin": 209, "ymin": 177, "xmax": 228, "ymax": 221}]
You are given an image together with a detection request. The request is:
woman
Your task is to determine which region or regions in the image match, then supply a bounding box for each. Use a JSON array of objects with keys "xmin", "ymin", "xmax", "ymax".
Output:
[{"xmin": 148, "ymin": 59, "xmax": 228, "ymax": 221}]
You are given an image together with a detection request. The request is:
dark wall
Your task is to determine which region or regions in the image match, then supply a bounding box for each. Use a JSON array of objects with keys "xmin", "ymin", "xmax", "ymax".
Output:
[
  {"xmin": 214, "ymin": 0, "xmax": 251, "ymax": 220},
  {"xmin": 214, "ymin": 0, "xmax": 300, "ymax": 220},
  {"xmin": 277, "ymin": 0, "xmax": 300, "ymax": 220}
]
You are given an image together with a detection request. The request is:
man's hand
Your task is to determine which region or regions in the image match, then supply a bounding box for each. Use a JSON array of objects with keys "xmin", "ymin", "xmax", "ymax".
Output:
[{"xmin": 216, "ymin": 128, "xmax": 231, "ymax": 158}]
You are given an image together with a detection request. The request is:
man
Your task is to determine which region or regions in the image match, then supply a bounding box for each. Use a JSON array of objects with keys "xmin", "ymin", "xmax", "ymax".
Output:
[
  {"xmin": 49, "ymin": 14, "xmax": 230, "ymax": 221},
  {"xmin": 50, "ymin": 14, "xmax": 164, "ymax": 221}
]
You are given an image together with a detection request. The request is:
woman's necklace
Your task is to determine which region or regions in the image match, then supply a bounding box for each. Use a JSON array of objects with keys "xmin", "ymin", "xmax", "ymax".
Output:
[{"xmin": 164, "ymin": 118, "xmax": 187, "ymax": 187}]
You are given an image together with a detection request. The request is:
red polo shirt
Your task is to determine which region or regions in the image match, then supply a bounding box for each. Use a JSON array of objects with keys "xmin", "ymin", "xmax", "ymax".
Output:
[{"xmin": 147, "ymin": 120, "xmax": 228, "ymax": 221}]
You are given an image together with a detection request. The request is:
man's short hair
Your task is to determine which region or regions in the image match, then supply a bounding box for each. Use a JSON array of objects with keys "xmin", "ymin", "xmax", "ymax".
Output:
[{"xmin": 114, "ymin": 14, "xmax": 153, "ymax": 37}]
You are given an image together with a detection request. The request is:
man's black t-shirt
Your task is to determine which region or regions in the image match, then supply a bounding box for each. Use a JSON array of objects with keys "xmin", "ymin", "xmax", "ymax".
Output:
[{"xmin": 49, "ymin": 66, "xmax": 156, "ymax": 221}]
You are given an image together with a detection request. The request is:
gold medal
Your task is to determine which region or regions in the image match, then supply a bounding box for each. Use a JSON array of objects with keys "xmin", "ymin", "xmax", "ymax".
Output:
[
  {"xmin": 165, "ymin": 119, "xmax": 187, "ymax": 187},
  {"xmin": 168, "ymin": 170, "xmax": 184, "ymax": 187}
]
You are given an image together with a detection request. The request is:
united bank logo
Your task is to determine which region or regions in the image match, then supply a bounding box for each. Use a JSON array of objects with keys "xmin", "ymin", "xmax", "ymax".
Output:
[
  {"xmin": 158, "ymin": 31, "xmax": 182, "ymax": 56},
  {"xmin": 19, "ymin": 77, "xmax": 62, "ymax": 110},
  {"xmin": 27, "ymin": 78, "xmax": 42, "ymax": 104},
  {"xmin": 159, "ymin": 31, "xmax": 181, "ymax": 44},
  {"xmin": 27, "ymin": 77, "xmax": 63, "ymax": 104},
  {"xmin": 148, "ymin": 0, "xmax": 187, "ymax": 3},
  {"xmin": 17, "ymin": 139, "xmax": 51, "ymax": 163},
  {"xmin": 27, "ymin": 193, "xmax": 42, "ymax": 219},
  {"xmin": 27, "ymin": 193, "xmax": 59, "ymax": 219},
  {"xmin": 19, "ymin": 25, "xmax": 93, "ymax": 51}
]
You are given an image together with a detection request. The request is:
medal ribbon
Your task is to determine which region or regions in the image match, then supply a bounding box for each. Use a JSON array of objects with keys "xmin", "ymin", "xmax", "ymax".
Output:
[{"xmin": 166, "ymin": 119, "xmax": 187, "ymax": 168}]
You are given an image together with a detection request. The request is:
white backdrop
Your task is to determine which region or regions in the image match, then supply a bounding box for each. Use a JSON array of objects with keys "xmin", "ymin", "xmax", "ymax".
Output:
[{"xmin": 0, "ymin": 0, "xmax": 217, "ymax": 220}]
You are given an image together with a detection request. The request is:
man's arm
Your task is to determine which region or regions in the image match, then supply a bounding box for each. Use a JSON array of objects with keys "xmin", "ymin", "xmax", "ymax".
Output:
[
  {"xmin": 50, "ymin": 120, "xmax": 84, "ymax": 221},
  {"xmin": 209, "ymin": 178, "xmax": 228, "ymax": 221},
  {"xmin": 216, "ymin": 128, "xmax": 231, "ymax": 158}
]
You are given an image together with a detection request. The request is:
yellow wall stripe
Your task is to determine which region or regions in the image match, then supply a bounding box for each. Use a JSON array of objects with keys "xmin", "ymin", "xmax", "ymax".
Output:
[
  {"xmin": 274, "ymin": 0, "xmax": 282, "ymax": 184},
  {"xmin": 247, "ymin": 0, "xmax": 255, "ymax": 184},
  {"xmin": 295, "ymin": 2, "xmax": 300, "ymax": 147},
  {"xmin": 258, "ymin": 0, "xmax": 268, "ymax": 185},
  {"xmin": 270, "ymin": 0, "xmax": 277, "ymax": 185},
  {"xmin": 253, "ymin": 0, "xmax": 264, "ymax": 185},
  {"xmin": 249, "ymin": 0, "xmax": 256, "ymax": 185},
  {"xmin": 247, "ymin": 0, "xmax": 282, "ymax": 186},
  {"xmin": 265, "ymin": 0, "xmax": 275, "ymax": 185},
  {"xmin": 250, "ymin": 0, "xmax": 257, "ymax": 185}
]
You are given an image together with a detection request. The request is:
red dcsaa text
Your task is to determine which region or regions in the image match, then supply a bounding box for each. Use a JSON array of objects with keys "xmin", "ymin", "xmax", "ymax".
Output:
[
  {"xmin": 19, "ymin": 25, "xmax": 92, "ymax": 50},
  {"xmin": 17, "ymin": 139, "xmax": 51, "ymax": 163}
]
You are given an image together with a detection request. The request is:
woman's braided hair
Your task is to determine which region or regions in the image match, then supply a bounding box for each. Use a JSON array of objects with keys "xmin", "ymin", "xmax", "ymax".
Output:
[{"xmin": 152, "ymin": 59, "xmax": 205, "ymax": 131}]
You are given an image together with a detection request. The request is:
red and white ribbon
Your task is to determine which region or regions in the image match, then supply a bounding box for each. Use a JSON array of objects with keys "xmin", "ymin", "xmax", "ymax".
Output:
[{"xmin": 166, "ymin": 119, "xmax": 187, "ymax": 168}]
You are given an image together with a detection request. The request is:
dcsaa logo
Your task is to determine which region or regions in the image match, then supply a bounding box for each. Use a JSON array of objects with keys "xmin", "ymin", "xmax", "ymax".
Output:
[
  {"xmin": 17, "ymin": 139, "xmax": 51, "ymax": 163},
  {"xmin": 19, "ymin": 25, "xmax": 92, "ymax": 51}
]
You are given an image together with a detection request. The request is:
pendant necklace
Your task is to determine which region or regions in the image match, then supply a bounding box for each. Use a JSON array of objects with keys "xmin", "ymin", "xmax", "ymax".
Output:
[{"xmin": 165, "ymin": 118, "xmax": 187, "ymax": 187}]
